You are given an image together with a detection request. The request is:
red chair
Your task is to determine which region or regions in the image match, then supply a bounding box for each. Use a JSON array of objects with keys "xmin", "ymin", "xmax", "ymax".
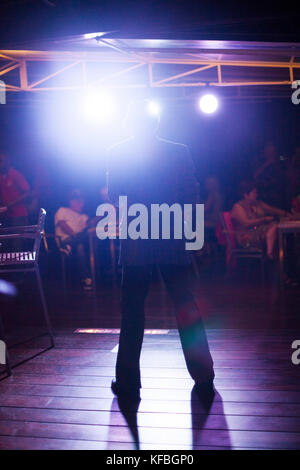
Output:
[{"xmin": 219, "ymin": 211, "xmax": 266, "ymax": 285}]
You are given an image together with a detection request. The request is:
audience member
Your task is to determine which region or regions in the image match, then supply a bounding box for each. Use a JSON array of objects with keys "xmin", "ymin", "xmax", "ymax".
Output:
[
  {"xmin": 231, "ymin": 180, "xmax": 292, "ymax": 259},
  {"xmin": 55, "ymin": 190, "xmax": 92, "ymax": 290},
  {"xmin": 0, "ymin": 153, "xmax": 31, "ymax": 226}
]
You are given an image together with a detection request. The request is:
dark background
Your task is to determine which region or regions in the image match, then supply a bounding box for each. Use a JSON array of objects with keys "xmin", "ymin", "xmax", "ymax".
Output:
[{"xmin": 1, "ymin": 0, "xmax": 300, "ymax": 44}]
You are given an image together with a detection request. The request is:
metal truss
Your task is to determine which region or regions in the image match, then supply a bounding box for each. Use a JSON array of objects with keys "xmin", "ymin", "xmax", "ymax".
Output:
[{"xmin": 0, "ymin": 38, "xmax": 299, "ymax": 95}]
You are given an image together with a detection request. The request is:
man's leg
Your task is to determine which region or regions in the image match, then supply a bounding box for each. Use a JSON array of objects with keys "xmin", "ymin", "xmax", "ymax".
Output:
[
  {"xmin": 63, "ymin": 232, "xmax": 91, "ymax": 282},
  {"xmin": 116, "ymin": 265, "xmax": 152, "ymax": 390},
  {"xmin": 160, "ymin": 264, "xmax": 214, "ymax": 384}
]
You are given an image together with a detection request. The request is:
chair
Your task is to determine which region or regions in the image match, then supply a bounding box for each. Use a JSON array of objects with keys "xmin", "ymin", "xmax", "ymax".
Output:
[
  {"xmin": 0, "ymin": 279, "xmax": 16, "ymax": 377},
  {"xmin": 0, "ymin": 208, "xmax": 55, "ymax": 375},
  {"xmin": 219, "ymin": 211, "xmax": 266, "ymax": 285}
]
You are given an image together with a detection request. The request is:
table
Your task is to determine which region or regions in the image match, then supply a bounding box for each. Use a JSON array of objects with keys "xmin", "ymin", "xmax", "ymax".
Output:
[{"xmin": 278, "ymin": 220, "xmax": 300, "ymax": 290}]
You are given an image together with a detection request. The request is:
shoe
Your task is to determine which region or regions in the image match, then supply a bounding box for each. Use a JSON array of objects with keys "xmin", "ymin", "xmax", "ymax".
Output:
[
  {"xmin": 193, "ymin": 379, "xmax": 215, "ymax": 401},
  {"xmin": 111, "ymin": 380, "xmax": 141, "ymax": 401},
  {"xmin": 81, "ymin": 278, "xmax": 93, "ymax": 291}
]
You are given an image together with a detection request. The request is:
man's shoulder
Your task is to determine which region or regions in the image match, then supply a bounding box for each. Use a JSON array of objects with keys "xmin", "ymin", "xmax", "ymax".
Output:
[{"xmin": 55, "ymin": 207, "xmax": 69, "ymax": 218}]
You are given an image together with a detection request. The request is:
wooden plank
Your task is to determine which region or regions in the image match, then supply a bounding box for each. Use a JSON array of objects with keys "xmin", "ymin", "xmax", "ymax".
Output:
[
  {"xmin": 4, "ymin": 350, "xmax": 295, "ymax": 370},
  {"xmin": 39, "ymin": 335, "xmax": 299, "ymax": 347},
  {"xmin": 1, "ymin": 406, "xmax": 300, "ymax": 433},
  {"xmin": 0, "ymin": 419, "xmax": 299, "ymax": 449},
  {"xmin": 0, "ymin": 394, "xmax": 300, "ymax": 417},
  {"xmin": 0, "ymin": 435, "xmax": 243, "ymax": 450},
  {"xmin": 4, "ymin": 348, "xmax": 295, "ymax": 366},
  {"xmin": 0, "ymin": 435, "xmax": 114, "ymax": 450},
  {"xmin": 11, "ymin": 340, "xmax": 295, "ymax": 353},
  {"xmin": 1, "ymin": 375, "xmax": 300, "ymax": 393},
  {"xmin": 11, "ymin": 363, "xmax": 300, "ymax": 378},
  {"xmin": 2, "ymin": 380, "xmax": 300, "ymax": 403}
]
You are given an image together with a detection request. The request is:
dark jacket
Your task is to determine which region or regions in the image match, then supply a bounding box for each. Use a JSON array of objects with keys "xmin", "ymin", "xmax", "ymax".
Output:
[{"xmin": 107, "ymin": 136, "xmax": 199, "ymax": 265}]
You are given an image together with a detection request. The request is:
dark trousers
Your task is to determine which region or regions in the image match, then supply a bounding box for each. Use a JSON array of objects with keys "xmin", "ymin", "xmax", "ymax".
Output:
[
  {"xmin": 116, "ymin": 264, "xmax": 214, "ymax": 389},
  {"xmin": 62, "ymin": 231, "xmax": 91, "ymax": 280}
]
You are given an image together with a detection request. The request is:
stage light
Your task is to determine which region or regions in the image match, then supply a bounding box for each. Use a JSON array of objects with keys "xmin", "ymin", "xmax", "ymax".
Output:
[
  {"xmin": 148, "ymin": 100, "xmax": 160, "ymax": 116},
  {"xmin": 84, "ymin": 32, "xmax": 106, "ymax": 40},
  {"xmin": 199, "ymin": 94, "xmax": 218, "ymax": 114},
  {"xmin": 82, "ymin": 89, "xmax": 116, "ymax": 123},
  {"xmin": 74, "ymin": 328, "xmax": 170, "ymax": 334}
]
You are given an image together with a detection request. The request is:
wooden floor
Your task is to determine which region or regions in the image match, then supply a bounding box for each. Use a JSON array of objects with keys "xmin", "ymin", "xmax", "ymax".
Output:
[{"xmin": 0, "ymin": 329, "xmax": 300, "ymax": 450}]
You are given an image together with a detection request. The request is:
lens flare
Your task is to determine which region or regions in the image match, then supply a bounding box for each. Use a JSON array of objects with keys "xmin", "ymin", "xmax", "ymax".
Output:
[
  {"xmin": 82, "ymin": 90, "xmax": 116, "ymax": 122},
  {"xmin": 148, "ymin": 100, "xmax": 160, "ymax": 116},
  {"xmin": 199, "ymin": 94, "xmax": 218, "ymax": 114}
]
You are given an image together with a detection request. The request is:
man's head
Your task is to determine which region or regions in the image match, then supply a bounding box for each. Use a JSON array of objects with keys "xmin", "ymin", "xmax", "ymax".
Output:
[
  {"xmin": 68, "ymin": 189, "xmax": 85, "ymax": 213},
  {"xmin": 124, "ymin": 99, "xmax": 160, "ymax": 139},
  {"xmin": 238, "ymin": 180, "xmax": 258, "ymax": 203},
  {"xmin": 0, "ymin": 153, "xmax": 10, "ymax": 174}
]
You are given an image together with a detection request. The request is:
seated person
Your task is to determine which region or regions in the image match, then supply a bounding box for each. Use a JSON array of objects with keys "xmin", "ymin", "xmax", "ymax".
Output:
[
  {"xmin": 0, "ymin": 153, "xmax": 31, "ymax": 226},
  {"xmin": 231, "ymin": 180, "xmax": 292, "ymax": 259},
  {"xmin": 55, "ymin": 190, "xmax": 92, "ymax": 290}
]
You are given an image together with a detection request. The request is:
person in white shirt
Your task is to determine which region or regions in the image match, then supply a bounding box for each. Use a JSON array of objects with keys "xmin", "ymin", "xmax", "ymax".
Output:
[{"xmin": 55, "ymin": 190, "xmax": 92, "ymax": 290}]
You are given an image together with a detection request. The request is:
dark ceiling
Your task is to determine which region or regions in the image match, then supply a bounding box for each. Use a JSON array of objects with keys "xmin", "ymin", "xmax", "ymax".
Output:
[{"xmin": 1, "ymin": 0, "xmax": 300, "ymax": 47}]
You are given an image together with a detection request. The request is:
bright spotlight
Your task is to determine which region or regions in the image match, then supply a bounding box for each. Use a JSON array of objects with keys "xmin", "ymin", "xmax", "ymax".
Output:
[
  {"xmin": 199, "ymin": 94, "xmax": 218, "ymax": 114},
  {"xmin": 82, "ymin": 90, "xmax": 116, "ymax": 123},
  {"xmin": 148, "ymin": 100, "xmax": 160, "ymax": 116},
  {"xmin": 84, "ymin": 32, "xmax": 106, "ymax": 40}
]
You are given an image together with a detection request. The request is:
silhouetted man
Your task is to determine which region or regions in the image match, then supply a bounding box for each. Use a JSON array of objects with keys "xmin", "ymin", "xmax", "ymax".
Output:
[{"xmin": 107, "ymin": 100, "xmax": 214, "ymax": 401}]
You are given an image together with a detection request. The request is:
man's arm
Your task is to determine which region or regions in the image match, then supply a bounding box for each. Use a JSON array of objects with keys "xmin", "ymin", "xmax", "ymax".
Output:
[
  {"xmin": 5, "ymin": 190, "xmax": 31, "ymax": 209},
  {"xmin": 259, "ymin": 201, "xmax": 290, "ymax": 218},
  {"xmin": 0, "ymin": 192, "xmax": 31, "ymax": 213},
  {"xmin": 55, "ymin": 220, "xmax": 76, "ymax": 237},
  {"xmin": 231, "ymin": 204, "xmax": 273, "ymax": 228}
]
